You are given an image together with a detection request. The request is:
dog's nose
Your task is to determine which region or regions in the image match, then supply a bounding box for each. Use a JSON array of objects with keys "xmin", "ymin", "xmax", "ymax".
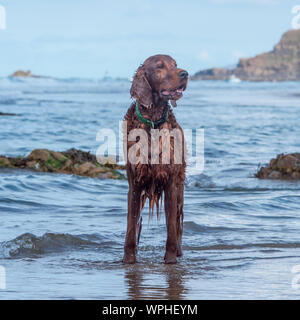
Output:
[{"xmin": 178, "ymin": 70, "xmax": 188, "ymax": 79}]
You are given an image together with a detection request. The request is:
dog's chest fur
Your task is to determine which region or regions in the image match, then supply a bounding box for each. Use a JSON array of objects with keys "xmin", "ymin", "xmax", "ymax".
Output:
[{"xmin": 124, "ymin": 102, "xmax": 186, "ymax": 189}]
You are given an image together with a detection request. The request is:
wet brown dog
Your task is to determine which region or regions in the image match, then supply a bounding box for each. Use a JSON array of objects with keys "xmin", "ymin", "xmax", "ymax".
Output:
[{"xmin": 123, "ymin": 54, "xmax": 188, "ymax": 264}]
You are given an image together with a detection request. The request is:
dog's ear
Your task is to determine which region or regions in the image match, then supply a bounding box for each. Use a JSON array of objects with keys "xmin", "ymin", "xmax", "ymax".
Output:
[{"xmin": 130, "ymin": 65, "xmax": 153, "ymax": 108}]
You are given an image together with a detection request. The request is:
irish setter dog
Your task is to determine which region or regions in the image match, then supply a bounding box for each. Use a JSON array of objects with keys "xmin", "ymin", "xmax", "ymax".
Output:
[{"xmin": 123, "ymin": 54, "xmax": 188, "ymax": 264}]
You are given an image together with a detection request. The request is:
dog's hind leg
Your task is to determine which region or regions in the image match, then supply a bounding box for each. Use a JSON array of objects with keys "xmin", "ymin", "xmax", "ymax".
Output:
[
  {"xmin": 176, "ymin": 182, "xmax": 184, "ymax": 257},
  {"xmin": 136, "ymin": 191, "xmax": 146, "ymax": 245},
  {"xmin": 123, "ymin": 184, "xmax": 142, "ymax": 264}
]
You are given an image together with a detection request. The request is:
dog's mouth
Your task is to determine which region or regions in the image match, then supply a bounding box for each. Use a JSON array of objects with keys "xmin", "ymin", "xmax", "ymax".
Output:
[{"xmin": 160, "ymin": 84, "xmax": 186, "ymax": 99}]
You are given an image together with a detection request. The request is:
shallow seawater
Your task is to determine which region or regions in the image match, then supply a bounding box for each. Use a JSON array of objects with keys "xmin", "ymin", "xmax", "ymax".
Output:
[{"xmin": 0, "ymin": 78, "xmax": 300, "ymax": 299}]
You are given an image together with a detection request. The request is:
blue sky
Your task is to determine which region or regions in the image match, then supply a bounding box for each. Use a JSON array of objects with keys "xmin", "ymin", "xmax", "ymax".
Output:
[{"xmin": 0, "ymin": 0, "xmax": 297, "ymax": 78}]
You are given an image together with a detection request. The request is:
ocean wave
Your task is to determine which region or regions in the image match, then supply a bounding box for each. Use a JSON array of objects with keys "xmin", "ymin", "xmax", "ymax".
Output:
[
  {"xmin": 0, "ymin": 232, "xmax": 103, "ymax": 259},
  {"xmin": 183, "ymin": 221, "xmax": 242, "ymax": 234},
  {"xmin": 184, "ymin": 242, "xmax": 300, "ymax": 251},
  {"xmin": 185, "ymin": 174, "xmax": 216, "ymax": 188}
]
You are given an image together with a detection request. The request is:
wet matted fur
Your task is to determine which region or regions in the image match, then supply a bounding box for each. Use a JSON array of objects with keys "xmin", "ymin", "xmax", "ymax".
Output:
[{"xmin": 123, "ymin": 54, "xmax": 188, "ymax": 264}]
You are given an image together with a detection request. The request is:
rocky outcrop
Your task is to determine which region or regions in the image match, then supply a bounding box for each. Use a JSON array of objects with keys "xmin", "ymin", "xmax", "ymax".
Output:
[
  {"xmin": 192, "ymin": 29, "xmax": 300, "ymax": 81},
  {"xmin": 9, "ymin": 70, "xmax": 50, "ymax": 79},
  {"xmin": 0, "ymin": 148, "xmax": 125, "ymax": 180},
  {"xmin": 192, "ymin": 68, "xmax": 233, "ymax": 81},
  {"xmin": 256, "ymin": 153, "xmax": 300, "ymax": 180},
  {"xmin": 10, "ymin": 70, "xmax": 33, "ymax": 77}
]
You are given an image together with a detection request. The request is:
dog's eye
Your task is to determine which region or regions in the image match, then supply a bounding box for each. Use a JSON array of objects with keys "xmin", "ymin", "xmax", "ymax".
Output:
[{"xmin": 156, "ymin": 63, "xmax": 164, "ymax": 69}]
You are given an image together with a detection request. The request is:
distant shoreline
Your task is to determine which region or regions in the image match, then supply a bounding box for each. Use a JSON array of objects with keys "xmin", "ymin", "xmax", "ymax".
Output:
[
  {"xmin": 192, "ymin": 29, "xmax": 300, "ymax": 82},
  {"xmin": 8, "ymin": 28, "xmax": 300, "ymax": 85},
  {"xmin": 7, "ymin": 70, "xmax": 130, "ymax": 82}
]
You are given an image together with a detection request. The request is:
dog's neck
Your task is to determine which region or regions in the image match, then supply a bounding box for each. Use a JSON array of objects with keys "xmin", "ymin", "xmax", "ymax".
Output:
[{"xmin": 139, "ymin": 94, "xmax": 169, "ymax": 122}]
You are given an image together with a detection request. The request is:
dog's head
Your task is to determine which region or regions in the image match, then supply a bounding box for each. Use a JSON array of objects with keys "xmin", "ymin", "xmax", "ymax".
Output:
[{"xmin": 130, "ymin": 54, "xmax": 188, "ymax": 108}]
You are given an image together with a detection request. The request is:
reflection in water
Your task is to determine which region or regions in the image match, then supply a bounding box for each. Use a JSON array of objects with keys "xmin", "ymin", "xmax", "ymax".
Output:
[{"xmin": 124, "ymin": 263, "xmax": 188, "ymax": 300}]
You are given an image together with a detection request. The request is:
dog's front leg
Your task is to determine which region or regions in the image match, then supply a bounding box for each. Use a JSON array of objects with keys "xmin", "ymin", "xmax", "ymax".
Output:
[
  {"xmin": 164, "ymin": 180, "xmax": 178, "ymax": 264},
  {"xmin": 123, "ymin": 185, "xmax": 141, "ymax": 264}
]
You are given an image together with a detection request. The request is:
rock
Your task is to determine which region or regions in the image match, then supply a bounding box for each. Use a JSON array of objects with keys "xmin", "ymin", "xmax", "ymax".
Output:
[
  {"xmin": 277, "ymin": 154, "xmax": 297, "ymax": 171},
  {"xmin": 101, "ymin": 172, "xmax": 114, "ymax": 179},
  {"xmin": 62, "ymin": 148, "xmax": 96, "ymax": 164},
  {"xmin": 89, "ymin": 167, "xmax": 106, "ymax": 177},
  {"xmin": 77, "ymin": 162, "xmax": 96, "ymax": 175},
  {"xmin": 0, "ymin": 148, "xmax": 125, "ymax": 180},
  {"xmin": 268, "ymin": 170, "xmax": 281, "ymax": 179},
  {"xmin": 9, "ymin": 70, "xmax": 50, "ymax": 79},
  {"xmin": 291, "ymin": 172, "xmax": 300, "ymax": 179},
  {"xmin": 105, "ymin": 172, "xmax": 114, "ymax": 179},
  {"xmin": 191, "ymin": 68, "xmax": 233, "ymax": 81},
  {"xmin": 50, "ymin": 151, "xmax": 67, "ymax": 162},
  {"xmin": 256, "ymin": 167, "xmax": 271, "ymax": 179},
  {"xmin": 72, "ymin": 163, "xmax": 81, "ymax": 175},
  {"xmin": 270, "ymin": 158, "xmax": 277, "ymax": 169},
  {"xmin": 97, "ymin": 155, "xmax": 124, "ymax": 170},
  {"xmin": 26, "ymin": 160, "xmax": 37, "ymax": 168},
  {"xmin": 61, "ymin": 159, "xmax": 73, "ymax": 171},
  {"xmin": 10, "ymin": 70, "xmax": 33, "ymax": 77},
  {"xmin": 256, "ymin": 153, "xmax": 300, "ymax": 180},
  {"xmin": 28, "ymin": 149, "xmax": 51, "ymax": 162},
  {"xmin": 0, "ymin": 156, "xmax": 11, "ymax": 167},
  {"xmin": 192, "ymin": 29, "xmax": 300, "ymax": 81}
]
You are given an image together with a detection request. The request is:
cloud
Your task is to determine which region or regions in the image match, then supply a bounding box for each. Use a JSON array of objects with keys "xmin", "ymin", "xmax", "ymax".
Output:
[{"xmin": 196, "ymin": 50, "xmax": 212, "ymax": 62}]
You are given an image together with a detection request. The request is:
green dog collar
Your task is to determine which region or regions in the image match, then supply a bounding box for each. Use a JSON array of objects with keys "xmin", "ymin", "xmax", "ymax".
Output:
[{"xmin": 135, "ymin": 102, "xmax": 169, "ymax": 129}]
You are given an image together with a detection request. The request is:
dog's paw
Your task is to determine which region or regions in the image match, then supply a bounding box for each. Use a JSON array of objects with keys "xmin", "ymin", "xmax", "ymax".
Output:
[
  {"xmin": 122, "ymin": 254, "xmax": 136, "ymax": 264},
  {"xmin": 164, "ymin": 252, "xmax": 177, "ymax": 264}
]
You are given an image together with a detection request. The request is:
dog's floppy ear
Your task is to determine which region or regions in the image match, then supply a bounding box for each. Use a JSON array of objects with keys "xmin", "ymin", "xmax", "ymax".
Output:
[{"xmin": 130, "ymin": 65, "xmax": 153, "ymax": 108}]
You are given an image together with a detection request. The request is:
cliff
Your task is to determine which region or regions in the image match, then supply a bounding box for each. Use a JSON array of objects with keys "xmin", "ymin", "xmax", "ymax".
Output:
[{"xmin": 192, "ymin": 29, "xmax": 300, "ymax": 81}]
